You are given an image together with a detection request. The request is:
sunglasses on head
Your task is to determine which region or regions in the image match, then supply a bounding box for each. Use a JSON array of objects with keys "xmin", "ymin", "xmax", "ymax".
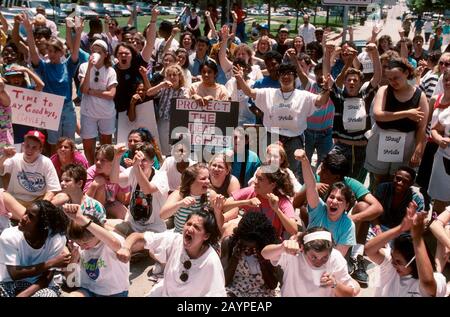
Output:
[{"xmin": 179, "ymin": 260, "xmax": 192, "ymax": 282}]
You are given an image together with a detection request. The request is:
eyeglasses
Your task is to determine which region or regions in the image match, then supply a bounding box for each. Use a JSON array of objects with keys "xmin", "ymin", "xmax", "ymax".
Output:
[
  {"xmin": 179, "ymin": 260, "xmax": 191, "ymax": 282},
  {"xmin": 94, "ymin": 71, "xmax": 100, "ymax": 83},
  {"xmin": 280, "ymin": 71, "xmax": 296, "ymax": 77},
  {"xmin": 439, "ymin": 61, "xmax": 450, "ymax": 67}
]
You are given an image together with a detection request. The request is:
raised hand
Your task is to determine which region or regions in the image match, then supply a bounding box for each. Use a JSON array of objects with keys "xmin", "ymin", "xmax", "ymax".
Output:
[
  {"xmin": 282, "ymin": 239, "xmax": 300, "ymax": 256},
  {"xmin": 294, "ymin": 149, "xmax": 307, "ymax": 161},
  {"xmin": 114, "ymin": 143, "xmax": 127, "ymax": 158},
  {"xmin": 247, "ymin": 197, "xmax": 261, "ymax": 207},
  {"xmin": 181, "ymin": 196, "xmax": 197, "ymax": 208},
  {"xmin": 2, "ymin": 146, "xmax": 17, "ymax": 158},
  {"xmin": 267, "ymin": 193, "xmax": 279, "ymax": 211},
  {"xmin": 132, "ymin": 150, "xmax": 145, "ymax": 166}
]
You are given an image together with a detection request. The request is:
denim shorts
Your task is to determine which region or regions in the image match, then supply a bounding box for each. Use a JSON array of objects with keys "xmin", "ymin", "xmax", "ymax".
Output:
[{"xmin": 47, "ymin": 102, "xmax": 76, "ymax": 144}]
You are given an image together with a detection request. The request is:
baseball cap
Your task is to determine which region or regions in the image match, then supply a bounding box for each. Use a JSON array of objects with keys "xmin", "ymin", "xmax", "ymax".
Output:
[
  {"xmin": 24, "ymin": 130, "xmax": 46, "ymax": 145},
  {"xmin": 260, "ymin": 23, "xmax": 269, "ymax": 30},
  {"xmin": 4, "ymin": 64, "xmax": 25, "ymax": 77},
  {"xmin": 279, "ymin": 27, "xmax": 289, "ymax": 33}
]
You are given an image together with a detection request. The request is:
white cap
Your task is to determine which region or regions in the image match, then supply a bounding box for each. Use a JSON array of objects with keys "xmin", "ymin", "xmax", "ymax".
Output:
[{"xmin": 92, "ymin": 39, "xmax": 108, "ymax": 51}]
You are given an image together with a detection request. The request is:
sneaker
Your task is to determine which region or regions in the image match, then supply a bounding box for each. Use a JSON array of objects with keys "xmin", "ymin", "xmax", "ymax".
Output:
[
  {"xmin": 352, "ymin": 255, "xmax": 369, "ymax": 286},
  {"xmin": 347, "ymin": 256, "xmax": 357, "ymax": 275}
]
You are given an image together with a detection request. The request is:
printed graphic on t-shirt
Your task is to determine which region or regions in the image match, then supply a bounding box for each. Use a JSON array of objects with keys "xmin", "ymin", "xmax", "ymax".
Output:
[
  {"xmin": 82, "ymin": 257, "xmax": 107, "ymax": 281},
  {"xmin": 130, "ymin": 190, "xmax": 153, "ymax": 225},
  {"xmin": 17, "ymin": 170, "xmax": 46, "ymax": 192}
]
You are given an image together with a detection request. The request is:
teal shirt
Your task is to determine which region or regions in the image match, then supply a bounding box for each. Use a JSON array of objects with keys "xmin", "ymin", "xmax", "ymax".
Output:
[
  {"xmin": 307, "ymin": 199, "xmax": 356, "ymax": 246},
  {"xmin": 311, "ymin": 175, "xmax": 370, "ymax": 201}
]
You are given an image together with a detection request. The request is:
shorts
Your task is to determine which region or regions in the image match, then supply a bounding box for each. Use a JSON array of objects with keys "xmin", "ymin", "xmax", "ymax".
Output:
[
  {"xmin": 364, "ymin": 126, "xmax": 416, "ymax": 175},
  {"xmin": 47, "ymin": 103, "xmax": 76, "ymax": 144},
  {"xmin": 80, "ymin": 114, "xmax": 116, "ymax": 139},
  {"xmin": 78, "ymin": 287, "xmax": 128, "ymax": 297}
]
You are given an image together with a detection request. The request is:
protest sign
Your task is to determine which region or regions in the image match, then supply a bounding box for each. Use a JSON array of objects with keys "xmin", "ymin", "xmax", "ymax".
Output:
[
  {"xmin": 6, "ymin": 85, "xmax": 64, "ymax": 131},
  {"xmin": 117, "ymin": 100, "xmax": 160, "ymax": 146},
  {"xmin": 169, "ymin": 98, "xmax": 239, "ymax": 148},
  {"xmin": 377, "ymin": 130, "xmax": 407, "ymax": 162}
]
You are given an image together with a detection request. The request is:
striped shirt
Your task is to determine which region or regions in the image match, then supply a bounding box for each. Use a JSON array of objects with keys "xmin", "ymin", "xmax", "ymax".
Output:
[
  {"xmin": 307, "ymin": 82, "xmax": 335, "ymax": 131},
  {"xmin": 174, "ymin": 193, "xmax": 209, "ymax": 233},
  {"xmin": 330, "ymin": 81, "xmax": 376, "ymax": 141},
  {"xmin": 419, "ymin": 70, "xmax": 439, "ymax": 100}
]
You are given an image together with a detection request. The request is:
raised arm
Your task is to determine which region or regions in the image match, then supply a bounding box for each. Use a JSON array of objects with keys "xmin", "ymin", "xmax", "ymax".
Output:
[
  {"xmin": 63, "ymin": 204, "xmax": 122, "ymax": 252},
  {"xmin": 367, "ymin": 43, "xmax": 381, "ymax": 88},
  {"xmin": 204, "ymin": 10, "xmax": 217, "ymax": 39},
  {"xmin": 131, "ymin": 150, "xmax": 159, "ymax": 194},
  {"xmin": 22, "ymin": 14, "xmax": 40, "ymax": 67},
  {"xmin": 295, "ymin": 149, "xmax": 319, "ymax": 209},
  {"xmin": 71, "ymin": 17, "xmax": 83, "ymax": 63},
  {"xmin": 233, "ymin": 65, "xmax": 257, "ymax": 99},
  {"xmin": 218, "ymin": 25, "xmax": 233, "ymax": 74},
  {"xmin": 159, "ymin": 190, "xmax": 191, "ymax": 220},
  {"xmin": 411, "ymin": 211, "xmax": 438, "ymax": 296},
  {"xmin": 262, "ymin": 239, "xmax": 299, "ymax": 263},
  {"xmin": 0, "ymin": 11, "xmax": 9, "ymax": 33},
  {"xmin": 162, "ymin": 27, "xmax": 180, "ymax": 56},
  {"xmin": 12, "ymin": 14, "xmax": 29, "ymax": 59},
  {"xmin": 110, "ymin": 144, "xmax": 128, "ymax": 185},
  {"xmin": 141, "ymin": 6, "xmax": 160, "ymax": 63}
]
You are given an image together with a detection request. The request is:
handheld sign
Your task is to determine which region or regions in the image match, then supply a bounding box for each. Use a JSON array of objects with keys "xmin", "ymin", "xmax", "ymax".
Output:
[
  {"xmin": 6, "ymin": 85, "xmax": 64, "ymax": 131},
  {"xmin": 377, "ymin": 130, "xmax": 407, "ymax": 163},
  {"xmin": 117, "ymin": 100, "xmax": 160, "ymax": 146},
  {"xmin": 169, "ymin": 99, "xmax": 239, "ymax": 158}
]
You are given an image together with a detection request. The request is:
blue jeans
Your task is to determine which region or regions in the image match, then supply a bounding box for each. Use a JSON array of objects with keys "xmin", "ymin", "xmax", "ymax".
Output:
[
  {"xmin": 47, "ymin": 102, "xmax": 76, "ymax": 145},
  {"xmin": 304, "ymin": 128, "xmax": 333, "ymax": 170},
  {"xmin": 236, "ymin": 22, "xmax": 246, "ymax": 42}
]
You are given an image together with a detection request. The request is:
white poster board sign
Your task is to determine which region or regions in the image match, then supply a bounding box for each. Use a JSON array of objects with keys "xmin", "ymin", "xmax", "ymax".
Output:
[
  {"xmin": 6, "ymin": 85, "xmax": 64, "ymax": 131},
  {"xmin": 377, "ymin": 130, "xmax": 407, "ymax": 163},
  {"xmin": 117, "ymin": 100, "xmax": 160, "ymax": 147},
  {"xmin": 343, "ymin": 98, "xmax": 367, "ymax": 131}
]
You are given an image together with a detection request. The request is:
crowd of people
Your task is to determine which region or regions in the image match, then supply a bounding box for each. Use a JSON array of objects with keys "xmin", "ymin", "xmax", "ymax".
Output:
[{"xmin": 0, "ymin": 3, "xmax": 449, "ymax": 297}]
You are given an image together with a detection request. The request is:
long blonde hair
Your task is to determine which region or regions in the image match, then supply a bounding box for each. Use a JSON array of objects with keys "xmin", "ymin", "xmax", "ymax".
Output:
[{"xmin": 164, "ymin": 64, "xmax": 186, "ymax": 89}]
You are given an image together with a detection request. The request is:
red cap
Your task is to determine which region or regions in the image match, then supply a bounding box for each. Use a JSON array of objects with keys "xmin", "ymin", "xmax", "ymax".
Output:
[{"xmin": 24, "ymin": 130, "xmax": 46, "ymax": 145}]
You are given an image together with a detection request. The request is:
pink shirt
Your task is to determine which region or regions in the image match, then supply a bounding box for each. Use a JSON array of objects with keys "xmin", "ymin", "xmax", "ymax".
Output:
[
  {"xmin": 232, "ymin": 186, "xmax": 295, "ymax": 238},
  {"xmin": 84, "ymin": 165, "xmax": 130, "ymax": 202},
  {"xmin": 50, "ymin": 152, "xmax": 89, "ymax": 179}
]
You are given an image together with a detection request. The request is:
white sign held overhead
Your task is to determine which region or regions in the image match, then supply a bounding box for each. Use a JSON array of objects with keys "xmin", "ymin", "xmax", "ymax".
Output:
[{"xmin": 322, "ymin": 0, "xmax": 375, "ymax": 5}]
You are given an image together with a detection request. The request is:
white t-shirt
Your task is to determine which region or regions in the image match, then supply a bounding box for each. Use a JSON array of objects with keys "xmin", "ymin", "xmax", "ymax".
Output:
[
  {"xmin": 437, "ymin": 107, "xmax": 450, "ymax": 158},
  {"xmin": 76, "ymin": 231, "xmax": 129, "ymax": 295},
  {"xmin": 273, "ymin": 248, "xmax": 356, "ymax": 297},
  {"xmin": 374, "ymin": 251, "xmax": 447, "ymax": 297},
  {"xmin": 433, "ymin": 74, "xmax": 444, "ymax": 96},
  {"xmin": 79, "ymin": 63, "xmax": 118, "ymax": 119},
  {"xmin": 144, "ymin": 231, "xmax": 226, "ymax": 297},
  {"xmin": 2, "ymin": 154, "xmax": 61, "ymax": 202},
  {"xmin": 298, "ymin": 23, "xmax": 316, "ymax": 44},
  {"xmin": 120, "ymin": 167, "xmax": 169, "ymax": 233},
  {"xmin": 357, "ymin": 51, "xmax": 374, "ymax": 74},
  {"xmin": 424, "ymin": 21, "xmax": 434, "ymax": 33},
  {"xmin": 154, "ymin": 37, "xmax": 180, "ymax": 63},
  {"xmin": 225, "ymin": 77, "xmax": 256, "ymax": 126},
  {"xmin": 0, "ymin": 226, "xmax": 66, "ymax": 283},
  {"xmin": 255, "ymin": 88, "xmax": 318, "ymax": 136},
  {"xmin": 159, "ymin": 156, "xmax": 196, "ymax": 192}
]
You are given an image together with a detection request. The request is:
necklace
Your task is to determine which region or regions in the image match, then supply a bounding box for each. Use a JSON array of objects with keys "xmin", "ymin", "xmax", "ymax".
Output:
[{"xmin": 280, "ymin": 89, "xmax": 294, "ymax": 101}]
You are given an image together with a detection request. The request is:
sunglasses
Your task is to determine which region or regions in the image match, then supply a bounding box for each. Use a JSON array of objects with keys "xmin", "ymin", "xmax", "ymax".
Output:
[
  {"xmin": 439, "ymin": 61, "xmax": 450, "ymax": 67},
  {"xmin": 94, "ymin": 71, "xmax": 100, "ymax": 83},
  {"xmin": 179, "ymin": 260, "xmax": 191, "ymax": 282}
]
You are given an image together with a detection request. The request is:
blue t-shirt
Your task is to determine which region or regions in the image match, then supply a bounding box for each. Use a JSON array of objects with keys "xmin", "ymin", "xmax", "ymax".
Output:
[
  {"xmin": 34, "ymin": 56, "xmax": 79, "ymax": 106},
  {"xmin": 307, "ymin": 199, "xmax": 356, "ymax": 246},
  {"xmin": 311, "ymin": 175, "xmax": 370, "ymax": 201},
  {"xmin": 231, "ymin": 149, "xmax": 261, "ymax": 187}
]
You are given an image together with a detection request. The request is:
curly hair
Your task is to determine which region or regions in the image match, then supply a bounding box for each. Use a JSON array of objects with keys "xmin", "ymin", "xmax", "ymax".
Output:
[
  {"xmin": 32, "ymin": 200, "xmax": 69, "ymax": 236},
  {"xmin": 326, "ymin": 182, "xmax": 356, "ymax": 211},
  {"xmin": 259, "ymin": 163, "xmax": 294, "ymax": 197},
  {"xmin": 230, "ymin": 212, "xmax": 278, "ymax": 252}
]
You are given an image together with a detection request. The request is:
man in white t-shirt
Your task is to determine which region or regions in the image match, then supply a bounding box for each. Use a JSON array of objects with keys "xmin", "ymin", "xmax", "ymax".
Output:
[
  {"xmin": 298, "ymin": 15, "xmax": 316, "ymax": 44},
  {"xmin": 0, "ymin": 131, "xmax": 61, "ymax": 207}
]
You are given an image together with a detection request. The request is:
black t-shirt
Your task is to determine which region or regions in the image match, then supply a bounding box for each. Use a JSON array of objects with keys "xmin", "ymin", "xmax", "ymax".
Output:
[{"xmin": 114, "ymin": 54, "xmax": 148, "ymax": 113}]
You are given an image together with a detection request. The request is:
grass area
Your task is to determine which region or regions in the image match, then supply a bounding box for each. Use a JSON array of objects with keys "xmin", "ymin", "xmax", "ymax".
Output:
[{"xmin": 57, "ymin": 15, "xmax": 350, "ymax": 41}]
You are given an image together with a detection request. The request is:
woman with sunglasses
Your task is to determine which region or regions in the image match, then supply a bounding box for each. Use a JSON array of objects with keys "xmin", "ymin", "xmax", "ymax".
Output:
[
  {"xmin": 262, "ymin": 227, "xmax": 360, "ymax": 297},
  {"xmin": 79, "ymin": 39, "xmax": 118, "ymax": 165},
  {"xmin": 365, "ymin": 202, "xmax": 447, "ymax": 297},
  {"xmin": 116, "ymin": 209, "xmax": 226, "ymax": 297},
  {"xmin": 234, "ymin": 62, "xmax": 331, "ymax": 182}
]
